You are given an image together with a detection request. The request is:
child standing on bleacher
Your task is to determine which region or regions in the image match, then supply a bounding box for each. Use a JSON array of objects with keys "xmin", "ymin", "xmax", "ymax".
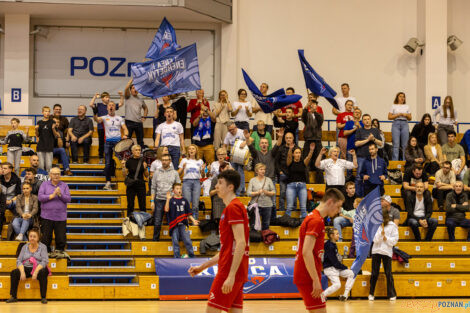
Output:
[
  {"xmin": 1, "ymin": 118, "xmax": 30, "ymax": 176},
  {"xmin": 165, "ymin": 183, "xmax": 199, "ymax": 258},
  {"xmin": 35, "ymin": 106, "xmax": 59, "ymax": 172}
]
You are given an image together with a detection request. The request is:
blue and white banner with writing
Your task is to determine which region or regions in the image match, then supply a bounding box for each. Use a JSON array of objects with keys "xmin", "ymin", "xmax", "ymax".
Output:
[
  {"xmin": 146, "ymin": 17, "xmax": 180, "ymax": 60},
  {"xmin": 131, "ymin": 43, "xmax": 201, "ymax": 99},
  {"xmin": 350, "ymin": 187, "xmax": 383, "ymax": 276}
]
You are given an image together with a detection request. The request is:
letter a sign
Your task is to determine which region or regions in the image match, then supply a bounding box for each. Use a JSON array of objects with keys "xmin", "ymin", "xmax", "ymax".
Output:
[{"xmin": 432, "ymin": 96, "xmax": 441, "ymax": 110}]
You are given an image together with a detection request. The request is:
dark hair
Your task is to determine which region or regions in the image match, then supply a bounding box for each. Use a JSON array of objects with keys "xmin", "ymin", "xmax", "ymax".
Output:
[
  {"xmin": 406, "ymin": 136, "xmax": 419, "ymax": 154},
  {"xmin": 101, "ymin": 92, "xmax": 110, "ymax": 98},
  {"xmin": 285, "ymin": 107, "xmax": 294, "ymax": 112},
  {"xmin": 327, "ymin": 227, "xmax": 337, "ymax": 239},
  {"xmin": 447, "ymin": 130, "xmax": 457, "ymax": 137},
  {"xmin": 382, "ymin": 206, "xmax": 391, "ymax": 227},
  {"xmin": 217, "ymin": 169, "xmax": 241, "ymax": 192},
  {"xmin": 261, "ymin": 82, "xmax": 269, "ymax": 89},
  {"xmin": 369, "ymin": 142, "xmax": 378, "ymax": 149},
  {"xmin": 345, "ymin": 181, "xmax": 355, "ymax": 188},
  {"xmin": 25, "ymin": 167, "xmax": 37, "ymax": 175},
  {"xmin": 219, "ymin": 162, "xmax": 228, "ymax": 171},
  {"xmin": 411, "ymin": 164, "xmax": 424, "ymax": 172},
  {"xmin": 2, "ymin": 162, "xmax": 13, "ymax": 169},
  {"xmin": 53, "ymin": 104, "xmax": 62, "ymax": 109},
  {"xmin": 393, "ymin": 92, "xmax": 406, "ymax": 104},
  {"xmin": 165, "ymin": 106, "xmax": 174, "ymax": 112},
  {"xmin": 11, "ymin": 118, "xmax": 20, "ymax": 124},
  {"xmin": 341, "ymin": 83, "xmax": 350, "ymax": 88},
  {"xmin": 345, "ymin": 99, "xmax": 354, "ymax": 107},
  {"xmin": 322, "ymin": 188, "xmax": 345, "ymax": 203},
  {"xmin": 29, "ymin": 227, "xmax": 41, "ymax": 239},
  {"xmin": 286, "ymin": 87, "xmax": 295, "ymax": 93},
  {"xmin": 172, "ymin": 183, "xmax": 182, "ymax": 189},
  {"xmin": 362, "ymin": 114, "xmax": 371, "ymax": 119},
  {"xmin": 238, "ymin": 88, "xmax": 247, "ymax": 97},
  {"xmin": 442, "ymin": 161, "xmax": 452, "ymax": 167},
  {"xmin": 22, "ymin": 182, "xmax": 32, "ymax": 189},
  {"xmin": 371, "ymin": 118, "xmax": 380, "ymax": 130},
  {"xmin": 420, "ymin": 113, "xmax": 432, "ymax": 125}
]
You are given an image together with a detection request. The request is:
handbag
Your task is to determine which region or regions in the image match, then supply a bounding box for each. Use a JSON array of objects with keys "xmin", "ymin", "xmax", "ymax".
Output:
[
  {"xmin": 124, "ymin": 157, "xmax": 143, "ymax": 187},
  {"xmin": 247, "ymin": 178, "xmax": 267, "ymax": 210}
]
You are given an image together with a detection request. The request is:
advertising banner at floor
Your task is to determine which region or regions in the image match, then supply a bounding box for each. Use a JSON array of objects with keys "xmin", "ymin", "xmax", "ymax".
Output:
[{"xmin": 155, "ymin": 257, "xmax": 329, "ymax": 300}]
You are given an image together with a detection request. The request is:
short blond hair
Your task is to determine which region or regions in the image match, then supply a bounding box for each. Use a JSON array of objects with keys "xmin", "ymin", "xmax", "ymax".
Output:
[
  {"xmin": 42, "ymin": 106, "xmax": 50, "ymax": 112},
  {"xmin": 254, "ymin": 163, "xmax": 266, "ymax": 173}
]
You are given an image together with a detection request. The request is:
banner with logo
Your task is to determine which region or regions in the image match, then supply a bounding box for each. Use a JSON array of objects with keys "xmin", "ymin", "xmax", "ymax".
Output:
[
  {"xmin": 146, "ymin": 17, "xmax": 180, "ymax": 60},
  {"xmin": 155, "ymin": 257, "xmax": 329, "ymax": 300},
  {"xmin": 131, "ymin": 43, "xmax": 201, "ymax": 99}
]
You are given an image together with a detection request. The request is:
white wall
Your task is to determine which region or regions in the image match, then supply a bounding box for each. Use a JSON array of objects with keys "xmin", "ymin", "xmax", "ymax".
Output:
[
  {"xmin": 448, "ymin": 0, "xmax": 470, "ymax": 133},
  {"xmin": 233, "ymin": 0, "xmax": 418, "ymax": 131}
]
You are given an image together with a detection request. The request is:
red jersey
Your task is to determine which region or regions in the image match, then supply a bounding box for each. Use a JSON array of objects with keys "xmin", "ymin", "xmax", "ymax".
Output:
[
  {"xmin": 187, "ymin": 98, "xmax": 211, "ymax": 124},
  {"xmin": 281, "ymin": 101, "xmax": 303, "ymax": 121},
  {"xmin": 293, "ymin": 210, "xmax": 325, "ymax": 285},
  {"xmin": 336, "ymin": 111, "xmax": 353, "ymax": 137},
  {"xmin": 217, "ymin": 198, "xmax": 250, "ymax": 282}
]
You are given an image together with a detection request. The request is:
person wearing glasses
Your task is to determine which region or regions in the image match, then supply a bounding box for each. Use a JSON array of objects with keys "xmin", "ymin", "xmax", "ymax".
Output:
[{"xmin": 231, "ymin": 88, "xmax": 252, "ymax": 131}]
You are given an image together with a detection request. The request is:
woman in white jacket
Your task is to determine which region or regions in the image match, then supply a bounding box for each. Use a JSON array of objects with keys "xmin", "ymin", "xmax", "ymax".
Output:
[{"xmin": 368, "ymin": 206, "xmax": 399, "ymax": 301}]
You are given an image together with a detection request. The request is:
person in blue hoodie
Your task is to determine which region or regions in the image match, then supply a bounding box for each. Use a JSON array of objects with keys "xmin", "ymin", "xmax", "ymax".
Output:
[{"xmin": 360, "ymin": 143, "xmax": 387, "ymax": 196}]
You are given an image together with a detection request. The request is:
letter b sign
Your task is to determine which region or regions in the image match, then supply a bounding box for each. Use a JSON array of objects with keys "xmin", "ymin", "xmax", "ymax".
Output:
[{"xmin": 11, "ymin": 89, "xmax": 21, "ymax": 102}]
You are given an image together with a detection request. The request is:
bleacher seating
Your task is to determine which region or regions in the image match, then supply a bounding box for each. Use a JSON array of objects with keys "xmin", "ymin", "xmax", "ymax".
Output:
[{"xmin": 0, "ymin": 126, "xmax": 469, "ymax": 300}]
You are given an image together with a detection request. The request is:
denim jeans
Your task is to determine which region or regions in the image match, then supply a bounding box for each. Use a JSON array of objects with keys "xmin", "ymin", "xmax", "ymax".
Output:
[
  {"xmin": 333, "ymin": 216, "xmax": 353, "ymax": 242},
  {"xmin": 153, "ymin": 199, "xmax": 167, "ymax": 241},
  {"xmin": 259, "ymin": 207, "xmax": 272, "ymax": 230},
  {"xmin": 445, "ymin": 218, "xmax": 470, "ymax": 241},
  {"xmin": 355, "ymin": 157, "xmax": 366, "ymax": 197},
  {"xmin": 279, "ymin": 174, "xmax": 288, "ymax": 211},
  {"xmin": 171, "ymin": 224, "xmax": 195, "ymax": 258},
  {"xmin": 391, "ymin": 119, "xmax": 409, "ymax": 161},
  {"xmin": 166, "ymin": 145, "xmax": 181, "ymax": 171},
  {"xmin": 53, "ymin": 147, "xmax": 70, "ymax": 171},
  {"xmin": 407, "ymin": 217, "xmax": 438, "ymax": 241},
  {"xmin": 286, "ymin": 182, "xmax": 308, "ymax": 218},
  {"xmin": 126, "ymin": 120, "xmax": 145, "ymax": 147},
  {"xmin": 12, "ymin": 217, "xmax": 32, "ymax": 236},
  {"xmin": 104, "ymin": 141, "xmax": 118, "ymax": 181},
  {"xmin": 183, "ymin": 179, "xmax": 201, "ymax": 220},
  {"xmin": 231, "ymin": 163, "xmax": 246, "ymax": 195}
]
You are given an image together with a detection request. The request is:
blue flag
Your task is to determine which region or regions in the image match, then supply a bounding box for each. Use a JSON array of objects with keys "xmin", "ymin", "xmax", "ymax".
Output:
[
  {"xmin": 350, "ymin": 187, "xmax": 383, "ymax": 277},
  {"xmin": 131, "ymin": 43, "xmax": 201, "ymax": 99},
  {"xmin": 242, "ymin": 69, "xmax": 302, "ymax": 114},
  {"xmin": 146, "ymin": 17, "xmax": 180, "ymax": 60},
  {"xmin": 298, "ymin": 50, "xmax": 338, "ymax": 110}
]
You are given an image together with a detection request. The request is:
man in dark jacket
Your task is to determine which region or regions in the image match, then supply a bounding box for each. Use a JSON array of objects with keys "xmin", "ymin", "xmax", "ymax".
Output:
[
  {"xmin": 445, "ymin": 181, "xmax": 470, "ymax": 241},
  {"xmin": 301, "ymin": 100, "xmax": 324, "ymax": 178},
  {"xmin": 273, "ymin": 128, "xmax": 299, "ymax": 212},
  {"xmin": 0, "ymin": 162, "xmax": 21, "ymax": 233},
  {"xmin": 22, "ymin": 168, "xmax": 43, "ymax": 195},
  {"xmin": 359, "ymin": 143, "xmax": 387, "ymax": 196},
  {"xmin": 405, "ymin": 182, "xmax": 437, "ymax": 241}
]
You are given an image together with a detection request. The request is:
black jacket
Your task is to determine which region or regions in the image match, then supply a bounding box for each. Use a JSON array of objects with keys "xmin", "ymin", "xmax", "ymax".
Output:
[
  {"xmin": 323, "ymin": 240, "xmax": 347, "ymax": 270},
  {"xmin": 302, "ymin": 109, "xmax": 323, "ymax": 141},
  {"xmin": 273, "ymin": 144, "xmax": 300, "ymax": 176},
  {"xmin": 0, "ymin": 173, "xmax": 22, "ymax": 200},
  {"xmin": 445, "ymin": 191, "xmax": 469, "ymax": 221},
  {"xmin": 405, "ymin": 192, "xmax": 433, "ymax": 221}
]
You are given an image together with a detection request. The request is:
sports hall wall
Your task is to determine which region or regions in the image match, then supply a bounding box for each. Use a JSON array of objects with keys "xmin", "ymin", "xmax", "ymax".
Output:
[{"xmin": 0, "ymin": 0, "xmax": 469, "ymax": 131}]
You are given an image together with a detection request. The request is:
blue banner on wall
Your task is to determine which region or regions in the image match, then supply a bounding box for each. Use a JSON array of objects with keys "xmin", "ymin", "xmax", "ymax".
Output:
[
  {"xmin": 155, "ymin": 257, "xmax": 329, "ymax": 300},
  {"xmin": 131, "ymin": 43, "xmax": 201, "ymax": 99}
]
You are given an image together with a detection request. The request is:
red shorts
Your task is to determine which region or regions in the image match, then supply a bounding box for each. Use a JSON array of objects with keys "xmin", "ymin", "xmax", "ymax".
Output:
[
  {"xmin": 207, "ymin": 275, "xmax": 244, "ymax": 312},
  {"xmin": 296, "ymin": 283, "xmax": 326, "ymax": 311}
]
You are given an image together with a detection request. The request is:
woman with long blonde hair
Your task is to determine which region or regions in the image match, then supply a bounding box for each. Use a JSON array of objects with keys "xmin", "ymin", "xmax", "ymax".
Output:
[
  {"xmin": 212, "ymin": 90, "xmax": 232, "ymax": 150},
  {"xmin": 178, "ymin": 144, "xmax": 205, "ymax": 220},
  {"xmin": 424, "ymin": 132, "xmax": 444, "ymax": 175},
  {"xmin": 433, "ymin": 96, "xmax": 458, "ymax": 145}
]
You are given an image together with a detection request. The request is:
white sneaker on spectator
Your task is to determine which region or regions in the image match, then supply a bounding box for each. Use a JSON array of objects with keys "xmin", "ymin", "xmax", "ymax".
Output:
[
  {"xmin": 103, "ymin": 182, "xmax": 112, "ymax": 190},
  {"xmin": 390, "ymin": 297, "xmax": 396, "ymax": 301},
  {"xmin": 15, "ymin": 234, "xmax": 23, "ymax": 241},
  {"xmin": 368, "ymin": 295, "xmax": 374, "ymax": 301}
]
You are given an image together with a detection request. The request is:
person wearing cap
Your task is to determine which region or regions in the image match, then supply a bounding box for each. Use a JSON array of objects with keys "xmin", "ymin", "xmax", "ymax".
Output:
[{"xmin": 381, "ymin": 195, "xmax": 400, "ymax": 226}]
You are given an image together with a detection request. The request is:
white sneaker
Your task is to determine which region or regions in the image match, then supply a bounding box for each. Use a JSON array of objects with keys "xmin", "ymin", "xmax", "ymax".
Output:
[
  {"xmin": 15, "ymin": 234, "xmax": 23, "ymax": 241},
  {"xmin": 103, "ymin": 182, "xmax": 112, "ymax": 190},
  {"xmin": 390, "ymin": 297, "xmax": 396, "ymax": 301},
  {"xmin": 368, "ymin": 295, "xmax": 374, "ymax": 301}
]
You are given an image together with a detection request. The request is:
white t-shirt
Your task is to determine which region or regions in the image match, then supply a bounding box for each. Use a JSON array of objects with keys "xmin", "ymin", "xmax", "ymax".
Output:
[
  {"xmin": 179, "ymin": 158, "xmax": 204, "ymax": 180},
  {"xmin": 334, "ymin": 96, "xmax": 357, "ymax": 113},
  {"xmin": 253, "ymin": 102, "xmax": 273, "ymax": 126},
  {"xmin": 149, "ymin": 159, "xmax": 174, "ymax": 173},
  {"xmin": 233, "ymin": 101, "xmax": 252, "ymax": 122},
  {"xmin": 414, "ymin": 197, "xmax": 425, "ymax": 218},
  {"xmin": 431, "ymin": 146, "xmax": 437, "ymax": 158},
  {"xmin": 156, "ymin": 121, "xmax": 184, "ymax": 147},
  {"xmin": 319, "ymin": 158, "xmax": 356, "ymax": 186},
  {"xmin": 389, "ymin": 104, "xmax": 410, "ymax": 120},
  {"xmin": 224, "ymin": 129, "xmax": 245, "ymax": 147},
  {"xmin": 102, "ymin": 115, "xmax": 125, "ymax": 141}
]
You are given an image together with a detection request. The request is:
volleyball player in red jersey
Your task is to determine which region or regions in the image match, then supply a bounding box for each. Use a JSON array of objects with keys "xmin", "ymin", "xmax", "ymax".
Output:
[
  {"xmin": 189, "ymin": 169, "xmax": 249, "ymax": 313},
  {"xmin": 294, "ymin": 188, "xmax": 345, "ymax": 312}
]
